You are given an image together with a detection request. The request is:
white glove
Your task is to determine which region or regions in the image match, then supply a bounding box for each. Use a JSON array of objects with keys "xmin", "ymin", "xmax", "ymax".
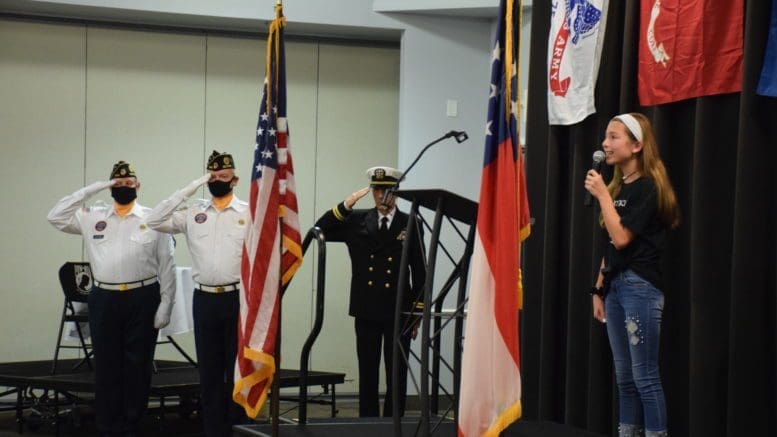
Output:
[
  {"xmin": 180, "ymin": 173, "xmax": 211, "ymax": 198},
  {"xmin": 153, "ymin": 301, "xmax": 173, "ymax": 329},
  {"xmin": 84, "ymin": 180, "xmax": 115, "ymax": 196}
]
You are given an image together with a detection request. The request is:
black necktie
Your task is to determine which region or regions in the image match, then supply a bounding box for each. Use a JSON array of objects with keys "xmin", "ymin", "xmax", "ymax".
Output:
[{"xmin": 380, "ymin": 216, "xmax": 389, "ymax": 232}]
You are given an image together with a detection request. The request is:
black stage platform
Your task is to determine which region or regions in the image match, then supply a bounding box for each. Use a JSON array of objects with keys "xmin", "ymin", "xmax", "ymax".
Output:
[
  {"xmin": 0, "ymin": 359, "xmax": 345, "ymax": 433},
  {"xmin": 234, "ymin": 417, "xmax": 606, "ymax": 437}
]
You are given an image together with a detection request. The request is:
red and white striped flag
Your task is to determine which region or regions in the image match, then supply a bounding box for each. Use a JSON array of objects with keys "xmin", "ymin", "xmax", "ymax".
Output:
[
  {"xmin": 458, "ymin": 0, "xmax": 531, "ymax": 435},
  {"xmin": 233, "ymin": 3, "xmax": 302, "ymax": 418}
]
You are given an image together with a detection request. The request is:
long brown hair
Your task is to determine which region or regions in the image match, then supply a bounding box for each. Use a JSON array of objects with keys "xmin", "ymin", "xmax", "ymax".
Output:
[{"xmin": 604, "ymin": 113, "xmax": 680, "ymax": 229}]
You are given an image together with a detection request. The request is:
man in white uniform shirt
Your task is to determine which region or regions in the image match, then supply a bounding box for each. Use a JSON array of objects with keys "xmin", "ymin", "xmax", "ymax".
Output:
[
  {"xmin": 47, "ymin": 161, "xmax": 176, "ymax": 437},
  {"xmin": 146, "ymin": 150, "xmax": 248, "ymax": 437}
]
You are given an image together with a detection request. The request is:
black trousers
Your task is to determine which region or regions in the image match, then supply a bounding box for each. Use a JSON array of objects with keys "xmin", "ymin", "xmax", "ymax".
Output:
[
  {"xmin": 193, "ymin": 290, "xmax": 245, "ymax": 437},
  {"xmin": 354, "ymin": 317, "xmax": 410, "ymax": 417},
  {"xmin": 88, "ymin": 284, "xmax": 160, "ymax": 436}
]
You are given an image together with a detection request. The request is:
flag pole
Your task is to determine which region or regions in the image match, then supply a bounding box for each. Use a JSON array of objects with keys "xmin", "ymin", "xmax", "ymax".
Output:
[
  {"xmin": 269, "ymin": 5, "xmax": 282, "ymax": 434},
  {"xmin": 271, "ymin": 217, "xmax": 283, "ymax": 436},
  {"xmin": 267, "ymin": 4, "xmax": 281, "ymax": 434}
]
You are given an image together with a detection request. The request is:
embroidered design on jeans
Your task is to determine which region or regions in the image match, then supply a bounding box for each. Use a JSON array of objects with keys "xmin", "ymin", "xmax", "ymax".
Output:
[
  {"xmin": 618, "ymin": 423, "xmax": 644, "ymax": 437},
  {"xmin": 626, "ymin": 316, "xmax": 643, "ymax": 345}
]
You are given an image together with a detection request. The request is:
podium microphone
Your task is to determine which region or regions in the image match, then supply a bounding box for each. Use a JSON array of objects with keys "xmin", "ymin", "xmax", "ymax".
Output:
[
  {"xmin": 584, "ymin": 150, "xmax": 606, "ymax": 207},
  {"xmin": 382, "ymin": 130, "xmax": 469, "ymax": 205},
  {"xmin": 447, "ymin": 130, "xmax": 469, "ymax": 143}
]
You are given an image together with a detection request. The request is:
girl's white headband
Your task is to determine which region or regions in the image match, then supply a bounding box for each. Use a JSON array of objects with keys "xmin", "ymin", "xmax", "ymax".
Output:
[{"xmin": 613, "ymin": 114, "xmax": 643, "ymax": 142}]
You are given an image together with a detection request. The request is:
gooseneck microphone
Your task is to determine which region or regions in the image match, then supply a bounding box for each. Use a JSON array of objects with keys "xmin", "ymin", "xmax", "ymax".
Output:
[
  {"xmin": 381, "ymin": 129, "xmax": 469, "ymax": 205},
  {"xmin": 445, "ymin": 130, "xmax": 469, "ymax": 143},
  {"xmin": 584, "ymin": 150, "xmax": 606, "ymax": 207}
]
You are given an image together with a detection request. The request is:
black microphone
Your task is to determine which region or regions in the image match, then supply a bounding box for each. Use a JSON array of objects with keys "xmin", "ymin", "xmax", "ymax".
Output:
[
  {"xmin": 381, "ymin": 130, "xmax": 469, "ymax": 205},
  {"xmin": 446, "ymin": 130, "xmax": 469, "ymax": 143},
  {"xmin": 584, "ymin": 150, "xmax": 606, "ymax": 207}
]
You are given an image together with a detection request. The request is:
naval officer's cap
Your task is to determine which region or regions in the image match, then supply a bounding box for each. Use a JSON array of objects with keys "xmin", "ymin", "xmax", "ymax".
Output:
[{"xmin": 366, "ymin": 166, "xmax": 402, "ymax": 188}]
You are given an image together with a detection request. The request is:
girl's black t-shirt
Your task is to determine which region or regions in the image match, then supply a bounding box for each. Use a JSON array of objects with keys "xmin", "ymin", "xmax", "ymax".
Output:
[{"xmin": 602, "ymin": 177, "xmax": 666, "ymax": 290}]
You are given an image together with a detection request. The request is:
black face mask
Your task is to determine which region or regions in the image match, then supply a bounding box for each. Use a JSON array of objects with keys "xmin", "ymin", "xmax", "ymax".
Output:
[
  {"xmin": 208, "ymin": 180, "xmax": 234, "ymax": 198},
  {"xmin": 111, "ymin": 186, "xmax": 137, "ymax": 205}
]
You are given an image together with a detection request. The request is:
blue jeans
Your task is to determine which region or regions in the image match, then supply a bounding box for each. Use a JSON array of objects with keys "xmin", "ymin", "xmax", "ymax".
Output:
[{"xmin": 605, "ymin": 269, "xmax": 668, "ymax": 434}]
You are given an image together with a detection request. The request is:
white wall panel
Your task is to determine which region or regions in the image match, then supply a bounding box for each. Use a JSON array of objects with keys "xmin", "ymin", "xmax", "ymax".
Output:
[{"xmin": 0, "ymin": 20, "xmax": 86, "ymax": 361}]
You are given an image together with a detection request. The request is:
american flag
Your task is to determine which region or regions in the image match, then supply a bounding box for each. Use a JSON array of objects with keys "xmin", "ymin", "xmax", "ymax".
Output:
[
  {"xmin": 233, "ymin": 3, "xmax": 302, "ymax": 418},
  {"xmin": 457, "ymin": 0, "xmax": 530, "ymax": 435}
]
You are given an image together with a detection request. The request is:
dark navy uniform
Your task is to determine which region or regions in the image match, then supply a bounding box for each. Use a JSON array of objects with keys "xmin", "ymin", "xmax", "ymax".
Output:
[{"xmin": 316, "ymin": 200, "xmax": 426, "ymax": 417}]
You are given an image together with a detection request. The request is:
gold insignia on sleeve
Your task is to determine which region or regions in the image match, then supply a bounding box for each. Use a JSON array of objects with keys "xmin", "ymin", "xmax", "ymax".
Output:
[
  {"xmin": 332, "ymin": 205, "xmax": 345, "ymax": 221},
  {"xmin": 238, "ymin": 219, "xmax": 245, "ymax": 225}
]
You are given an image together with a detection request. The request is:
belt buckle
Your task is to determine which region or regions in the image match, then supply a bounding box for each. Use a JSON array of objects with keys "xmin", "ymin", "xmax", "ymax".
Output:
[
  {"xmin": 216, "ymin": 286, "xmax": 225, "ymax": 293},
  {"xmin": 118, "ymin": 284, "xmax": 129, "ymax": 291}
]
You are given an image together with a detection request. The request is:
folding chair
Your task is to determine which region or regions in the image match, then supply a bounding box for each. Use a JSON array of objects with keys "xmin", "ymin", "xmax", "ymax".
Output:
[
  {"xmin": 52, "ymin": 262, "xmax": 94, "ymax": 374},
  {"xmin": 53, "ymin": 261, "xmax": 198, "ymax": 373}
]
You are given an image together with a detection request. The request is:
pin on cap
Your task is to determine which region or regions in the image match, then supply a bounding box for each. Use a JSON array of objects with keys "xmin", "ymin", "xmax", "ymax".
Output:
[
  {"xmin": 110, "ymin": 161, "xmax": 136, "ymax": 179},
  {"xmin": 366, "ymin": 166, "xmax": 402, "ymax": 187},
  {"xmin": 207, "ymin": 150, "xmax": 235, "ymax": 171}
]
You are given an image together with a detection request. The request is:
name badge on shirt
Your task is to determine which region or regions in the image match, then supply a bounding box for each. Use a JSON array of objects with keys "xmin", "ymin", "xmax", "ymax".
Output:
[{"xmin": 93, "ymin": 234, "xmax": 104, "ymax": 239}]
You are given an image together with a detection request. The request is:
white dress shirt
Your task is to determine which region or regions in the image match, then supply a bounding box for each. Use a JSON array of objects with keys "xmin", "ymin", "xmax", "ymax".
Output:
[
  {"xmin": 146, "ymin": 189, "xmax": 248, "ymax": 287},
  {"xmin": 47, "ymin": 181, "xmax": 177, "ymax": 305},
  {"xmin": 379, "ymin": 208, "xmax": 396, "ymax": 229}
]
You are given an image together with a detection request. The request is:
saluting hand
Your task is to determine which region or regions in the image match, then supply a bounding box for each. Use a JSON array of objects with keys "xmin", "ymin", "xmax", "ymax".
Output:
[
  {"xmin": 83, "ymin": 179, "xmax": 117, "ymax": 196},
  {"xmin": 180, "ymin": 173, "xmax": 212, "ymax": 198},
  {"xmin": 344, "ymin": 187, "xmax": 371, "ymax": 209},
  {"xmin": 196, "ymin": 173, "xmax": 212, "ymax": 185}
]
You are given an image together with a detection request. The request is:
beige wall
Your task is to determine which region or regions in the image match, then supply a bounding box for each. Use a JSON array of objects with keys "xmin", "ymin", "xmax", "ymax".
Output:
[{"xmin": 0, "ymin": 18, "xmax": 399, "ymax": 395}]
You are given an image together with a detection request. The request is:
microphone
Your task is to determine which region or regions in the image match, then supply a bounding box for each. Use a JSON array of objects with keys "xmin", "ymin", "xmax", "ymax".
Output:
[
  {"xmin": 584, "ymin": 150, "xmax": 606, "ymax": 207},
  {"xmin": 446, "ymin": 130, "xmax": 469, "ymax": 143},
  {"xmin": 380, "ymin": 130, "xmax": 468, "ymax": 205}
]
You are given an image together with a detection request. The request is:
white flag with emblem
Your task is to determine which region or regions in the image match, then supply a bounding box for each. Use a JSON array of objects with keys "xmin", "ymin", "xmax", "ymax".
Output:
[{"xmin": 547, "ymin": 0, "xmax": 609, "ymax": 125}]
